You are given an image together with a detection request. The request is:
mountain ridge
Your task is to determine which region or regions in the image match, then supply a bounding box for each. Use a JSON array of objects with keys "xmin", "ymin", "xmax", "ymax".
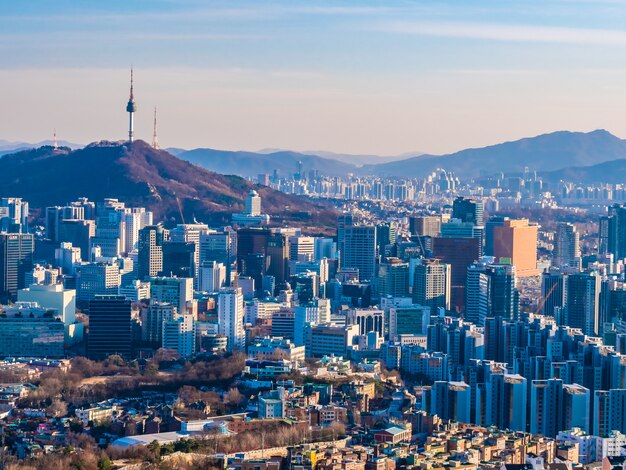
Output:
[{"xmin": 0, "ymin": 141, "xmax": 337, "ymax": 230}]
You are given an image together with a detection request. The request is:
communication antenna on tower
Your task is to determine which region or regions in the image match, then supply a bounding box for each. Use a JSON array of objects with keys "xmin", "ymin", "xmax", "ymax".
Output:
[
  {"xmin": 152, "ymin": 106, "xmax": 159, "ymax": 149},
  {"xmin": 53, "ymin": 129, "xmax": 58, "ymax": 151}
]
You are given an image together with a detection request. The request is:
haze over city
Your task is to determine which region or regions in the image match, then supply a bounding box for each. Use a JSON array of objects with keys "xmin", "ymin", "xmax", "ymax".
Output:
[{"xmin": 5, "ymin": 0, "xmax": 626, "ymax": 154}]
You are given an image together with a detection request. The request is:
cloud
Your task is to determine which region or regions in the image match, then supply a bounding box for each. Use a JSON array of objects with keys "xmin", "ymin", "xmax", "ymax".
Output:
[{"xmin": 374, "ymin": 20, "xmax": 626, "ymax": 46}]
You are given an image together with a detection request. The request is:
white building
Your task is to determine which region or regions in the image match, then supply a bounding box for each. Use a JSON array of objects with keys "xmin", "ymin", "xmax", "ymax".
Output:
[
  {"xmin": 162, "ymin": 313, "xmax": 196, "ymax": 357},
  {"xmin": 141, "ymin": 302, "xmax": 177, "ymax": 345},
  {"xmin": 55, "ymin": 242, "xmax": 81, "ymax": 274},
  {"xmin": 247, "ymin": 336, "xmax": 305, "ymax": 363},
  {"xmin": 198, "ymin": 261, "xmax": 226, "ymax": 293},
  {"xmin": 119, "ymin": 280, "xmax": 151, "ymax": 302},
  {"xmin": 218, "ymin": 287, "xmax": 245, "ymax": 352}
]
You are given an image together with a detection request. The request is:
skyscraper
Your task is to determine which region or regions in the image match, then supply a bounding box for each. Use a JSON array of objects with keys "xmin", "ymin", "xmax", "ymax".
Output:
[
  {"xmin": 432, "ymin": 237, "xmax": 480, "ymax": 312},
  {"xmin": 336, "ymin": 213, "xmax": 354, "ymax": 260},
  {"xmin": 492, "ymin": 218, "xmax": 538, "ymax": 277},
  {"xmin": 88, "ymin": 295, "xmax": 132, "ymax": 360},
  {"xmin": 413, "ymin": 259, "xmax": 451, "ymax": 314},
  {"xmin": 602, "ymin": 204, "xmax": 626, "ymax": 261},
  {"xmin": 452, "ymin": 196, "xmax": 484, "ymax": 226},
  {"xmin": 566, "ymin": 271, "xmax": 601, "ymax": 336},
  {"xmin": 553, "ymin": 222, "xmax": 580, "ymax": 268},
  {"xmin": 0, "ymin": 198, "xmax": 29, "ymax": 233},
  {"xmin": 0, "ymin": 233, "xmax": 34, "ymax": 302},
  {"xmin": 379, "ymin": 257, "xmax": 409, "ymax": 298},
  {"xmin": 466, "ymin": 261, "xmax": 518, "ymax": 325},
  {"xmin": 218, "ymin": 287, "xmax": 245, "ymax": 352},
  {"xmin": 541, "ymin": 269, "xmax": 567, "ymax": 316},
  {"xmin": 137, "ymin": 225, "xmax": 167, "ymax": 280},
  {"xmin": 409, "ymin": 216, "xmax": 441, "ymax": 237},
  {"xmin": 342, "ymin": 225, "xmax": 376, "ymax": 282}
]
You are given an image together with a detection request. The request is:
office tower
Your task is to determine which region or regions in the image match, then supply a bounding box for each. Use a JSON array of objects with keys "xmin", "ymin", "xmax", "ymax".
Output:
[
  {"xmin": 413, "ymin": 259, "xmax": 451, "ymax": 314},
  {"xmin": 379, "ymin": 257, "xmax": 409, "ymax": 298},
  {"xmin": 170, "ymin": 223, "xmax": 209, "ymax": 286},
  {"xmin": 0, "ymin": 197, "xmax": 29, "ymax": 233},
  {"xmin": 388, "ymin": 304, "xmax": 431, "ymax": 340},
  {"xmin": 290, "ymin": 272, "xmax": 319, "ymax": 303},
  {"xmin": 199, "ymin": 229, "xmax": 235, "ymax": 265},
  {"xmin": 594, "ymin": 389, "xmax": 626, "ymax": 437},
  {"xmin": 314, "ymin": 237, "xmax": 336, "ymax": 261},
  {"xmin": 541, "ymin": 269, "xmax": 567, "ymax": 316},
  {"xmin": 336, "ymin": 213, "xmax": 354, "ymax": 260},
  {"xmin": 150, "ymin": 277, "xmax": 193, "ymax": 313},
  {"xmin": 267, "ymin": 233, "xmax": 290, "ymax": 287},
  {"xmin": 218, "ymin": 287, "xmax": 245, "ymax": 352},
  {"xmin": 162, "ymin": 241, "xmax": 196, "ymax": 278},
  {"xmin": 342, "ymin": 225, "xmax": 376, "ymax": 281},
  {"xmin": 289, "ymin": 236, "xmax": 315, "ymax": 262},
  {"xmin": 0, "ymin": 309, "xmax": 65, "ymax": 358},
  {"xmin": 453, "ymin": 197, "xmax": 484, "ymax": 226},
  {"xmin": 485, "ymin": 263, "xmax": 518, "ymax": 322},
  {"xmin": 119, "ymin": 280, "xmax": 150, "ymax": 302},
  {"xmin": 554, "ymin": 222, "xmax": 580, "ymax": 268},
  {"xmin": 376, "ymin": 222, "xmax": 398, "ymax": 256},
  {"xmin": 162, "ymin": 313, "xmax": 195, "ymax": 357},
  {"xmin": 92, "ymin": 198, "xmax": 127, "ymax": 256},
  {"xmin": 602, "ymin": 204, "xmax": 626, "ymax": 261},
  {"xmin": 441, "ymin": 219, "xmax": 485, "ymax": 253},
  {"xmin": 88, "ymin": 295, "xmax": 132, "ymax": 359},
  {"xmin": 237, "ymin": 228, "xmax": 269, "ymax": 272},
  {"xmin": 409, "ymin": 216, "xmax": 441, "ymax": 237},
  {"xmin": 308, "ymin": 324, "xmax": 359, "ymax": 358},
  {"xmin": 77, "ymin": 262, "xmax": 121, "ymax": 303},
  {"xmin": 46, "ymin": 204, "xmax": 84, "ymax": 242},
  {"xmin": 137, "ymin": 225, "xmax": 167, "ymax": 280},
  {"xmin": 232, "ymin": 190, "xmax": 270, "ymax": 226},
  {"xmin": 484, "ymin": 216, "xmax": 507, "ymax": 257},
  {"xmin": 122, "ymin": 208, "xmax": 153, "ymax": 252},
  {"xmin": 432, "ymin": 237, "xmax": 480, "ymax": 312},
  {"xmin": 58, "ymin": 219, "xmax": 95, "ymax": 257},
  {"xmin": 141, "ymin": 302, "xmax": 176, "ymax": 345},
  {"xmin": 271, "ymin": 310, "xmax": 295, "ymax": 340},
  {"xmin": 55, "ymin": 242, "xmax": 81, "ymax": 275},
  {"xmin": 198, "ymin": 261, "xmax": 226, "ymax": 292},
  {"xmin": 566, "ymin": 272, "xmax": 601, "ymax": 336},
  {"xmin": 492, "ymin": 218, "xmax": 538, "ymax": 277},
  {"xmin": 0, "ymin": 233, "xmax": 34, "ymax": 302}
]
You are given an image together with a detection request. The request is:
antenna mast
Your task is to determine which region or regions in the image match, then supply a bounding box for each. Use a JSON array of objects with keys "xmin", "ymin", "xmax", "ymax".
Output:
[{"xmin": 152, "ymin": 107, "xmax": 159, "ymax": 149}]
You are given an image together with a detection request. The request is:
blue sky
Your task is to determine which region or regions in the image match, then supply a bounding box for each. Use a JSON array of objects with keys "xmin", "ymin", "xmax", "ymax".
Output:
[{"xmin": 3, "ymin": 0, "xmax": 626, "ymax": 154}]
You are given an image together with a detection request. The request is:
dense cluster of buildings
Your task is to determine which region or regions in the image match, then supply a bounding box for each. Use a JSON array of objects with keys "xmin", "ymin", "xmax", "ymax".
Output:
[{"xmin": 4, "ymin": 168, "xmax": 626, "ymax": 466}]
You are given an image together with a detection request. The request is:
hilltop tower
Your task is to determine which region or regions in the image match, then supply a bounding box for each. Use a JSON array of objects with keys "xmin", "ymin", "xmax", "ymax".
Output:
[{"xmin": 126, "ymin": 68, "xmax": 137, "ymax": 143}]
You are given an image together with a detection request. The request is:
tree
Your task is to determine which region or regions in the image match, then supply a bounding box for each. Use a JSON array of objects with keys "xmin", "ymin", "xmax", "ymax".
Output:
[{"xmin": 46, "ymin": 399, "xmax": 68, "ymax": 418}]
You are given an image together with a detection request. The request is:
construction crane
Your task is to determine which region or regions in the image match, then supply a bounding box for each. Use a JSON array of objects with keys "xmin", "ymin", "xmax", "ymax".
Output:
[{"xmin": 535, "ymin": 280, "xmax": 558, "ymax": 315}]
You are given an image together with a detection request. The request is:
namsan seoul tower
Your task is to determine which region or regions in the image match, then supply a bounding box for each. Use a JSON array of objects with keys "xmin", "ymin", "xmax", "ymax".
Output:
[{"xmin": 126, "ymin": 68, "xmax": 137, "ymax": 143}]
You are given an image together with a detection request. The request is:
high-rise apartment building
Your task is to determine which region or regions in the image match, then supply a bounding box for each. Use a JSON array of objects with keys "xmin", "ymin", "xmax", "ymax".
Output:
[
  {"xmin": 553, "ymin": 222, "xmax": 580, "ymax": 268},
  {"xmin": 218, "ymin": 287, "xmax": 245, "ymax": 352},
  {"xmin": 566, "ymin": 271, "xmax": 601, "ymax": 336}
]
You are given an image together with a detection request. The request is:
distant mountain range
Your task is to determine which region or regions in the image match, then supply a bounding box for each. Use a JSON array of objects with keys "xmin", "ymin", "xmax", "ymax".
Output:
[
  {"xmin": 6, "ymin": 129, "xmax": 626, "ymax": 183},
  {"xmin": 175, "ymin": 129, "xmax": 626, "ymax": 181},
  {"xmin": 359, "ymin": 129, "xmax": 626, "ymax": 179},
  {"xmin": 0, "ymin": 141, "xmax": 337, "ymax": 230}
]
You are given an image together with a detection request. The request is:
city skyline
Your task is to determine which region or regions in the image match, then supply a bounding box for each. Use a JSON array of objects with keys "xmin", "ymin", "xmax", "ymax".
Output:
[{"xmin": 5, "ymin": 1, "xmax": 626, "ymax": 154}]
